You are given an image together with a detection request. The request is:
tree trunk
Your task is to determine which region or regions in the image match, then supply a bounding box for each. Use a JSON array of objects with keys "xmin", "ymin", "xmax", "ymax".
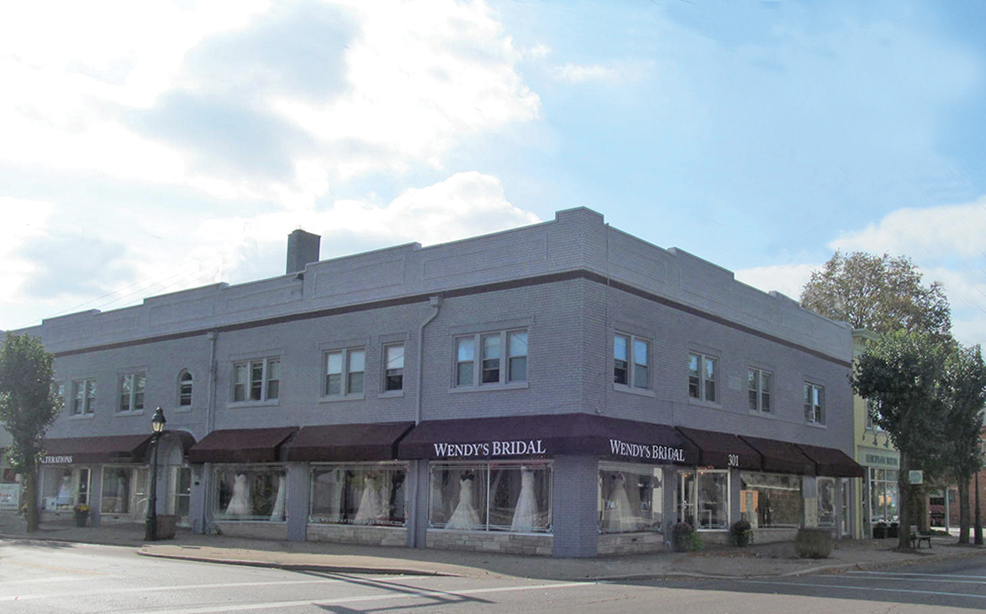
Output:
[
  {"xmin": 959, "ymin": 477, "xmax": 970, "ymax": 544},
  {"xmin": 898, "ymin": 454, "xmax": 911, "ymax": 550},
  {"xmin": 24, "ymin": 469, "xmax": 39, "ymax": 533}
]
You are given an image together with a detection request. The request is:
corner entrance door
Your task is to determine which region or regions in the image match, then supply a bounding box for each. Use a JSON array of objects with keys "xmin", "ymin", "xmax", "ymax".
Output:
[{"xmin": 171, "ymin": 467, "xmax": 191, "ymax": 526}]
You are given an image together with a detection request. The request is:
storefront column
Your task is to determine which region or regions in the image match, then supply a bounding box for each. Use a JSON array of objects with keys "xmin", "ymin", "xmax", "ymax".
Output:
[
  {"xmin": 189, "ymin": 464, "xmax": 208, "ymax": 534},
  {"xmin": 408, "ymin": 459, "xmax": 429, "ymax": 549},
  {"xmin": 551, "ymin": 455, "xmax": 598, "ymax": 558},
  {"xmin": 286, "ymin": 462, "xmax": 309, "ymax": 542},
  {"xmin": 89, "ymin": 466, "xmax": 103, "ymax": 527}
]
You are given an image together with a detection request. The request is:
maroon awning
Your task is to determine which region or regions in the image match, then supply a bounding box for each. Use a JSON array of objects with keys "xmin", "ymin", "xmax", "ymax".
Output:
[
  {"xmin": 188, "ymin": 427, "xmax": 297, "ymax": 464},
  {"xmin": 676, "ymin": 427, "xmax": 762, "ymax": 470},
  {"xmin": 738, "ymin": 435, "xmax": 816, "ymax": 475},
  {"xmin": 288, "ymin": 422, "xmax": 414, "ymax": 462},
  {"xmin": 398, "ymin": 413, "xmax": 699, "ymax": 465},
  {"xmin": 41, "ymin": 434, "xmax": 154, "ymax": 464},
  {"xmin": 796, "ymin": 443, "xmax": 865, "ymax": 478}
]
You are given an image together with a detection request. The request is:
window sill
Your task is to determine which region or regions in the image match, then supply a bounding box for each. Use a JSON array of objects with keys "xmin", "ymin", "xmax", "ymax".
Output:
[
  {"xmin": 612, "ymin": 384, "xmax": 655, "ymax": 398},
  {"xmin": 377, "ymin": 390, "xmax": 405, "ymax": 399},
  {"xmin": 748, "ymin": 409, "xmax": 775, "ymax": 418},
  {"xmin": 805, "ymin": 421, "xmax": 828, "ymax": 429},
  {"xmin": 114, "ymin": 409, "xmax": 145, "ymax": 417},
  {"xmin": 173, "ymin": 405, "xmax": 194, "ymax": 413},
  {"xmin": 229, "ymin": 400, "xmax": 280, "ymax": 409},
  {"xmin": 319, "ymin": 394, "xmax": 366, "ymax": 403},
  {"xmin": 68, "ymin": 413, "xmax": 95, "ymax": 420},
  {"xmin": 688, "ymin": 398, "xmax": 721, "ymax": 410},
  {"xmin": 449, "ymin": 382, "xmax": 529, "ymax": 394}
]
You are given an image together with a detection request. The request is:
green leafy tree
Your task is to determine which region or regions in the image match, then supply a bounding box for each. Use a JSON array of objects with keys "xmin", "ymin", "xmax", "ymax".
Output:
[
  {"xmin": 0, "ymin": 334, "xmax": 62, "ymax": 532},
  {"xmin": 801, "ymin": 251, "xmax": 951, "ymax": 343},
  {"xmin": 852, "ymin": 330, "xmax": 949, "ymax": 550},
  {"xmin": 939, "ymin": 345, "xmax": 986, "ymax": 544}
]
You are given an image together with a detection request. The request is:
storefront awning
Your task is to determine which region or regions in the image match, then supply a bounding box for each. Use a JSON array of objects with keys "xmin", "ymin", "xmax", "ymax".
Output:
[
  {"xmin": 288, "ymin": 422, "xmax": 414, "ymax": 462},
  {"xmin": 676, "ymin": 427, "xmax": 762, "ymax": 470},
  {"xmin": 796, "ymin": 443, "xmax": 865, "ymax": 478},
  {"xmin": 398, "ymin": 413, "xmax": 699, "ymax": 465},
  {"xmin": 738, "ymin": 435, "xmax": 816, "ymax": 475},
  {"xmin": 188, "ymin": 427, "xmax": 297, "ymax": 464},
  {"xmin": 42, "ymin": 434, "xmax": 154, "ymax": 464}
]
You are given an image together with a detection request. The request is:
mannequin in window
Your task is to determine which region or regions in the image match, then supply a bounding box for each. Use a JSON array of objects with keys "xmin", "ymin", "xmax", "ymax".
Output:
[
  {"xmin": 225, "ymin": 474, "xmax": 250, "ymax": 516},
  {"xmin": 269, "ymin": 474, "xmax": 286, "ymax": 521},
  {"xmin": 57, "ymin": 474, "xmax": 72, "ymax": 506},
  {"xmin": 446, "ymin": 473, "xmax": 481, "ymax": 530},
  {"xmin": 606, "ymin": 473, "xmax": 634, "ymax": 532},
  {"xmin": 510, "ymin": 467, "xmax": 538, "ymax": 532},
  {"xmin": 354, "ymin": 473, "xmax": 383, "ymax": 524}
]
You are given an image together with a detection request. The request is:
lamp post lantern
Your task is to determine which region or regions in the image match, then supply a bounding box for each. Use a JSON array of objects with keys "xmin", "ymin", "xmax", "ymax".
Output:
[{"xmin": 145, "ymin": 407, "xmax": 166, "ymax": 541}]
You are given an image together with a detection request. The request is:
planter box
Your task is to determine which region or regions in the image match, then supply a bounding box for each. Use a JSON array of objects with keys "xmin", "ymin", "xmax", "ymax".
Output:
[{"xmin": 155, "ymin": 515, "xmax": 177, "ymax": 540}]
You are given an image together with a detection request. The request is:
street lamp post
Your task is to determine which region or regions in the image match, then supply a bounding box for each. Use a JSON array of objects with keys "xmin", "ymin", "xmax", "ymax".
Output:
[{"xmin": 144, "ymin": 407, "xmax": 166, "ymax": 542}]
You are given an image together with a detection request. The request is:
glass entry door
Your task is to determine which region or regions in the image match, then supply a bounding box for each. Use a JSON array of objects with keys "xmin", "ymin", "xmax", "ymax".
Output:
[{"xmin": 171, "ymin": 466, "xmax": 192, "ymax": 526}]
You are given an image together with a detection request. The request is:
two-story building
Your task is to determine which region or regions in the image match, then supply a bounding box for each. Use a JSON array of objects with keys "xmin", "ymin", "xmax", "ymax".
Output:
[{"xmin": 13, "ymin": 208, "xmax": 862, "ymax": 557}]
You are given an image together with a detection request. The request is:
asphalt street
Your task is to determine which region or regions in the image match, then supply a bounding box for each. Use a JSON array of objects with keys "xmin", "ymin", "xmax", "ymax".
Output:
[{"xmin": 3, "ymin": 541, "xmax": 986, "ymax": 613}]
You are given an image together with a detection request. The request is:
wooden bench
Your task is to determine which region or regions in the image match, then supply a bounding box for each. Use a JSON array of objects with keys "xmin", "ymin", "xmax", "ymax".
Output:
[{"xmin": 910, "ymin": 526, "xmax": 932, "ymax": 549}]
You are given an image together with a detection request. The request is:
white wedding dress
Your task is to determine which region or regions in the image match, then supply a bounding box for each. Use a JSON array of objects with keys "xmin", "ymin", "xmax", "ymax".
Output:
[
  {"xmin": 225, "ymin": 474, "xmax": 250, "ymax": 516},
  {"xmin": 605, "ymin": 474, "xmax": 634, "ymax": 532},
  {"xmin": 510, "ymin": 469, "xmax": 538, "ymax": 532},
  {"xmin": 354, "ymin": 476, "xmax": 383, "ymax": 524},
  {"xmin": 445, "ymin": 477, "xmax": 481, "ymax": 530}
]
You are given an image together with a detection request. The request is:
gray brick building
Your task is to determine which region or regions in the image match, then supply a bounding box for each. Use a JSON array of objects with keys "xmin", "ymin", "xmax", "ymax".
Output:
[{"xmin": 14, "ymin": 208, "xmax": 862, "ymax": 557}]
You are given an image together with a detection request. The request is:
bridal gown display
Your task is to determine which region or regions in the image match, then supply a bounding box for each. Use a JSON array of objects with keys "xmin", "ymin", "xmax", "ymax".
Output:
[
  {"xmin": 445, "ymin": 476, "xmax": 481, "ymax": 529},
  {"xmin": 269, "ymin": 475, "xmax": 286, "ymax": 521},
  {"xmin": 510, "ymin": 468, "xmax": 538, "ymax": 532},
  {"xmin": 354, "ymin": 475, "xmax": 383, "ymax": 524},
  {"xmin": 225, "ymin": 474, "xmax": 251, "ymax": 516},
  {"xmin": 605, "ymin": 473, "xmax": 634, "ymax": 532}
]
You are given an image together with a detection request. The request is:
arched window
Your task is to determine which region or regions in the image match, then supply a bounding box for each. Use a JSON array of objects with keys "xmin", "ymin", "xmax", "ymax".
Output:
[{"xmin": 178, "ymin": 370, "xmax": 193, "ymax": 407}]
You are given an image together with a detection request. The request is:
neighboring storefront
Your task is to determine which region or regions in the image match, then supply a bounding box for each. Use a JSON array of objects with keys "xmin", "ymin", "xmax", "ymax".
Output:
[{"xmin": 860, "ymin": 446, "xmax": 900, "ymax": 538}]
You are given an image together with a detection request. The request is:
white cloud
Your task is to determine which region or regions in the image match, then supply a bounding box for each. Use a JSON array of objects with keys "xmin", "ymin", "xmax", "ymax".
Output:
[
  {"xmin": 550, "ymin": 61, "xmax": 650, "ymax": 84},
  {"xmin": 734, "ymin": 263, "xmax": 817, "ymax": 303},
  {"xmin": 0, "ymin": 197, "xmax": 54, "ymax": 291}
]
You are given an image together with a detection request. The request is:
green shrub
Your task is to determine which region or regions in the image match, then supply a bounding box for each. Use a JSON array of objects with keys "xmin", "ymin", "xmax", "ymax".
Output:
[
  {"xmin": 672, "ymin": 522, "xmax": 694, "ymax": 552},
  {"xmin": 730, "ymin": 519, "xmax": 753, "ymax": 547},
  {"xmin": 794, "ymin": 527, "xmax": 833, "ymax": 559}
]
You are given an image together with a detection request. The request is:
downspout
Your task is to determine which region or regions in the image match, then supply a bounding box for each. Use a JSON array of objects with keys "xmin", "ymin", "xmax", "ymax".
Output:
[
  {"xmin": 201, "ymin": 330, "xmax": 218, "ymax": 534},
  {"xmin": 410, "ymin": 295, "xmax": 442, "ymax": 549}
]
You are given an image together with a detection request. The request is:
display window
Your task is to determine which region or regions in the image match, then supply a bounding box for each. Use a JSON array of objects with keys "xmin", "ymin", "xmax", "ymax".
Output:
[
  {"xmin": 310, "ymin": 463, "xmax": 407, "ymax": 527},
  {"xmin": 214, "ymin": 466, "xmax": 287, "ymax": 522},
  {"xmin": 40, "ymin": 466, "xmax": 90, "ymax": 511},
  {"xmin": 817, "ymin": 477, "xmax": 836, "ymax": 527},
  {"xmin": 740, "ymin": 472, "xmax": 803, "ymax": 528},
  {"xmin": 100, "ymin": 466, "xmax": 147, "ymax": 517},
  {"xmin": 868, "ymin": 468, "xmax": 899, "ymax": 525},
  {"xmin": 429, "ymin": 462, "xmax": 552, "ymax": 533},
  {"xmin": 598, "ymin": 462, "xmax": 665, "ymax": 533}
]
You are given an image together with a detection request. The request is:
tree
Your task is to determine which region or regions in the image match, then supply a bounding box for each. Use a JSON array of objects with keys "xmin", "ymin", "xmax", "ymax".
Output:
[
  {"xmin": 801, "ymin": 251, "xmax": 951, "ymax": 343},
  {"xmin": 852, "ymin": 330, "xmax": 949, "ymax": 550},
  {"xmin": 0, "ymin": 333, "xmax": 62, "ymax": 532},
  {"xmin": 939, "ymin": 345, "xmax": 986, "ymax": 544}
]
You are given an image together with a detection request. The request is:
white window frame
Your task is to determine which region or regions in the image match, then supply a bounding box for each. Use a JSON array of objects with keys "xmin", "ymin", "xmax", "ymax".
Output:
[
  {"xmin": 614, "ymin": 333, "xmax": 650, "ymax": 390},
  {"xmin": 453, "ymin": 329, "xmax": 528, "ymax": 389},
  {"xmin": 688, "ymin": 353, "xmax": 718, "ymax": 403},
  {"xmin": 232, "ymin": 357, "xmax": 281, "ymax": 404},
  {"xmin": 383, "ymin": 344, "xmax": 404, "ymax": 393},
  {"xmin": 804, "ymin": 382, "xmax": 825, "ymax": 424},
  {"xmin": 118, "ymin": 372, "xmax": 146, "ymax": 413},
  {"xmin": 748, "ymin": 367, "xmax": 772, "ymax": 413},
  {"xmin": 323, "ymin": 347, "xmax": 366, "ymax": 398},
  {"xmin": 177, "ymin": 370, "xmax": 193, "ymax": 408},
  {"xmin": 71, "ymin": 378, "xmax": 97, "ymax": 416}
]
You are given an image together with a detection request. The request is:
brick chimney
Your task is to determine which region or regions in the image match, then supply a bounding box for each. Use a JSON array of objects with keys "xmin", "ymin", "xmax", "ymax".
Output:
[{"xmin": 286, "ymin": 229, "xmax": 321, "ymax": 275}]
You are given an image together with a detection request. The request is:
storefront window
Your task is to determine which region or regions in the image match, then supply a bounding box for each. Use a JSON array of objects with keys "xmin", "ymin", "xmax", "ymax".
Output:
[
  {"xmin": 101, "ymin": 466, "xmax": 137, "ymax": 514},
  {"xmin": 740, "ymin": 472, "xmax": 803, "ymax": 528},
  {"xmin": 869, "ymin": 468, "xmax": 899, "ymax": 525},
  {"xmin": 677, "ymin": 469, "xmax": 728, "ymax": 530},
  {"xmin": 430, "ymin": 462, "xmax": 551, "ymax": 533},
  {"xmin": 40, "ymin": 467, "xmax": 90, "ymax": 511},
  {"xmin": 817, "ymin": 477, "xmax": 836, "ymax": 527},
  {"xmin": 310, "ymin": 463, "xmax": 407, "ymax": 527},
  {"xmin": 599, "ymin": 462, "xmax": 664, "ymax": 533},
  {"xmin": 214, "ymin": 466, "xmax": 287, "ymax": 522}
]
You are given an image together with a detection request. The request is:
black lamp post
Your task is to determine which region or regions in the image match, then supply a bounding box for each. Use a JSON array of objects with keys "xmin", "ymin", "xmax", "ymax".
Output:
[
  {"xmin": 144, "ymin": 407, "xmax": 166, "ymax": 541},
  {"xmin": 976, "ymin": 439, "xmax": 983, "ymax": 546}
]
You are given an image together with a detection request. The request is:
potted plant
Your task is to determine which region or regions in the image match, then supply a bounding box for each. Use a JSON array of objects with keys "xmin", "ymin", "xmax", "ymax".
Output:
[
  {"xmin": 672, "ymin": 522, "xmax": 694, "ymax": 552},
  {"xmin": 730, "ymin": 519, "xmax": 753, "ymax": 547},
  {"xmin": 73, "ymin": 503, "xmax": 90, "ymax": 527}
]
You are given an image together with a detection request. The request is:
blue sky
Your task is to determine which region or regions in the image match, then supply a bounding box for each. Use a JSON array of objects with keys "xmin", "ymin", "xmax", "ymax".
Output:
[{"xmin": 1, "ymin": 0, "xmax": 984, "ymax": 346}]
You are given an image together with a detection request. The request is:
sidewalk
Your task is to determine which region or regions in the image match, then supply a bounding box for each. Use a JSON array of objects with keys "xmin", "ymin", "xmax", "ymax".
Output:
[{"xmin": 2, "ymin": 515, "xmax": 984, "ymax": 582}]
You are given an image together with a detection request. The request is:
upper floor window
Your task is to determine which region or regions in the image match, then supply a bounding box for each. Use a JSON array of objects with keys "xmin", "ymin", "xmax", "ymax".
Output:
[
  {"xmin": 455, "ymin": 330, "xmax": 527, "ymax": 388},
  {"xmin": 689, "ymin": 353, "xmax": 717, "ymax": 403},
  {"xmin": 118, "ymin": 373, "xmax": 146, "ymax": 412},
  {"xmin": 748, "ymin": 368, "xmax": 772, "ymax": 412},
  {"xmin": 71, "ymin": 379, "xmax": 95, "ymax": 415},
  {"xmin": 233, "ymin": 357, "xmax": 280, "ymax": 403},
  {"xmin": 324, "ymin": 348, "xmax": 365, "ymax": 397},
  {"xmin": 865, "ymin": 399, "xmax": 884, "ymax": 431},
  {"xmin": 804, "ymin": 382, "xmax": 825, "ymax": 424},
  {"xmin": 178, "ymin": 370, "xmax": 193, "ymax": 407},
  {"xmin": 384, "ymin": 344, "xmax": 404, "ymax": 392},
  {"xmin": 614, "ymin": 334, "xmax": 649, "ymax": 389}
]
